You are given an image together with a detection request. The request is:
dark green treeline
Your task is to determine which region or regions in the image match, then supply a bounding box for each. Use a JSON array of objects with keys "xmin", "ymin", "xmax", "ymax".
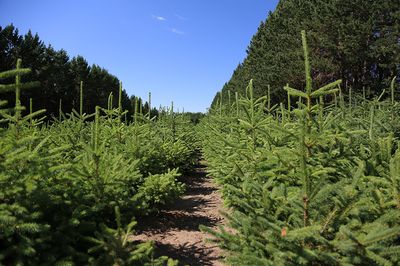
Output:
[
  {"xmin": 0, "ymin": 24, "xmax": 157, "ymax": 121},
  {"xmin": 212, "ymin": 0, "xmax": 400, "ymax": 109}
]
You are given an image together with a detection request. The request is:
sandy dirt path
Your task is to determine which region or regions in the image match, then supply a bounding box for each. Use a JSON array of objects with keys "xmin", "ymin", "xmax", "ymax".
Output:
[{"xmin": 133, "ymin": 161, "xmax": 234, "ymax": 265}]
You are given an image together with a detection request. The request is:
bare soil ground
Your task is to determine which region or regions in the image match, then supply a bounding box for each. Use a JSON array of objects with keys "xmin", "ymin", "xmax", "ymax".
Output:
[{"xmin": 133, "ymin": 161, "xmax": 234, "ymax": 265}]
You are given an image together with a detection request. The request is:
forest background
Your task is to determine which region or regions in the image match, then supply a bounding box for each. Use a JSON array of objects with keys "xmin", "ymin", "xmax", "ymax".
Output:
[
  {"xmin": 0, "ymin": 24, "xmax": 204, "ymax": 123},
  {"xmin": 212, "ymin": 0, "xmax": 400, "ymax": 109},
  {"xmin": 2, "ymin": 0, "xmax": 399, "ymax": 118}
]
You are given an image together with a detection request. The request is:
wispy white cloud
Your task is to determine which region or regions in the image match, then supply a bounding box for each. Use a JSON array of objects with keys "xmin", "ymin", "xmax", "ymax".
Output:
[
  {"xmin": 171, "ymin": 28, "xmax": 184, "ymax": 34},
  {"xmin": 151, "ymin": 14, "xmax": 166, "ymax": 21},
  {"xmin": 174, "ymin": 14, "xmax": 186, "ymax": 20}
]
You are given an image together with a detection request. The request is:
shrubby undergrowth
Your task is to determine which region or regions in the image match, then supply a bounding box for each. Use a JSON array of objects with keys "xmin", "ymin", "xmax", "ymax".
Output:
[
  {"xmin": 199, "ymin": 31, "xmax": 400, "ymax": 265},
  {"xmin": 0, "ymin": 61, "xmax": 198, "ymax": 265}
]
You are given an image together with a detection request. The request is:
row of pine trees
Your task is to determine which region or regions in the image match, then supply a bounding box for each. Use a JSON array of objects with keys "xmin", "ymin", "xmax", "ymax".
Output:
[
  {"xmin": 199, "ymin": 31, "xmax": 400, "ymax": 265},
  {"xmin": 0, "ymin": 59, "xmax": 202, "ymax": 264}
]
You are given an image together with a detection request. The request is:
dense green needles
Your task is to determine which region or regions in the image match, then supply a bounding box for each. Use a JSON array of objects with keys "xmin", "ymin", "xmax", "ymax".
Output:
[
  {"xmin": 199, "ymin": 31, "xmax": 400, "ymax": 266},
  {"xmin": 0, "ymin": 64, "xmax": 198, "ymax": 264}
]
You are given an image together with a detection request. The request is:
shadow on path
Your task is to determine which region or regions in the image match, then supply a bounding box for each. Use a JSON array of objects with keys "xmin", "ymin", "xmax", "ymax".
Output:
[{"xmin": 133, "ymin": 161, "xmax": 228, "ymax": 266}]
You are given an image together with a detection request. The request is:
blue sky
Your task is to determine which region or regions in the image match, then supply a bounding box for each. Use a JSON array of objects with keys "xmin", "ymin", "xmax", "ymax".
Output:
[{"xmin": 0, "ymin": 0, "xmax": 279, "ymax": 113}]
